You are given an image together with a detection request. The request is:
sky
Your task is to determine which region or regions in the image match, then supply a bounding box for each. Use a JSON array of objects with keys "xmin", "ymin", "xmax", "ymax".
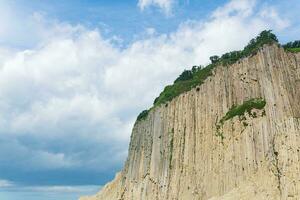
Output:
[{"xmin": 0, "ymin": 0, "xmax": 299, "ymax": 200}]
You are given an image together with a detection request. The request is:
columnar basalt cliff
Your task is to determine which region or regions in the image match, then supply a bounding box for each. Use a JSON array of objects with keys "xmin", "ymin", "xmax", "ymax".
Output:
[{"xmin": 81, "ymin": 41, "xmax": 300, "ymax": 199}]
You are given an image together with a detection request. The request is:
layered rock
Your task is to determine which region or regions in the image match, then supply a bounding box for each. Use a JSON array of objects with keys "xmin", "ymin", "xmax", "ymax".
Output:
[{"xmin": 81, "ymin": 44, "xmax": 300, "ymax": 200}]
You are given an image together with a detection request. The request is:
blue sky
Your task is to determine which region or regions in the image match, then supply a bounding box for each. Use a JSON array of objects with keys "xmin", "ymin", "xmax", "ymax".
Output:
[
  {"xmin": 0, "ymin": 0, "xmax": 228, "ymax": 48},
  {"xmin": 0, "ymin": 0, "xmax": 299, "ymax": 200}
]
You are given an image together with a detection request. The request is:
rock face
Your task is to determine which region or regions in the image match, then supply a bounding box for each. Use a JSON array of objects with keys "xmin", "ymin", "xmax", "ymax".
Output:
[{"xmin": 81, "ymin": 44, "xmax": 300, "ymax": 200}]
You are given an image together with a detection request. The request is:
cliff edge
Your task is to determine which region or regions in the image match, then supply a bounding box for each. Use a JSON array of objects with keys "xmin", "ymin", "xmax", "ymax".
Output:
[{"xmin": 81, "ymin": 40, "xmax": 300, "ymax": 199}]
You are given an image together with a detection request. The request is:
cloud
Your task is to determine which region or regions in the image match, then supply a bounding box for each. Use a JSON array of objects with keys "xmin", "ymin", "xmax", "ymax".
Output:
[
  {"xmin": 0, "ymin": 182, "xmax": 100, "ymax": 200},
  {"xmin": 17, "ymin": 185, "xmax": 100, "ymax": 193},
  {"xmin": 0, "ymin": 0, "xmax": 294, "ymax": 188},
  {"xmin": 0, "ymin": 0, "xmax": 86, "ymax": 49},
  {"xmin": 259, "ymin": 6, "xmax": 290, "ymax": 30},
  {"xmin": 212, "ymin": 0, "xmax": 256, "ymax": 18},
  {"xmin": 138, "ymin": 0, "xmax": 174, "ymax": 15},
  {"xmin": 0, "ymin": 180, "xmax": 14, "ymax": 187}
]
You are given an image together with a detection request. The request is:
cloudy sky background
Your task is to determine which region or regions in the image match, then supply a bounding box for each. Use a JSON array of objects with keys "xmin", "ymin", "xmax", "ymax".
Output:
[{"xmin": 0, "ymin": 0, "xmax": 299, "ymax": 199}]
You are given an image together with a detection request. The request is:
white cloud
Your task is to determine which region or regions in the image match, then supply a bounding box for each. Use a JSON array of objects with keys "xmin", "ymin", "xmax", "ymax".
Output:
[
  {"xmin": 24, "ymin": 185, "xmax": 101, "ymax": 193},
  {"xmin": 0, "ymin": 182, "xmax": 99, "ymax": 196},
  {"xmin": 259, "ymin": 7, "xmax": 290, "ymax": 30},
  {"xmin": 0, "ymin": 183, "xmax": 100, "ymax": 200},
  {"xmin": 0, "ymin": 0, "xmax": 294, "ymax": 185},
  {"xmin": 0, "ymin": 180, "xmax": 14, "ymax": 187},
  {"xmin": 138, "ymin": 0, "xmax": 174, "ymax": 15},
  {"xmin": 213, "ymin": 0, "xmax": 256, "ymax": 18},
  {"xmin": 0, "ymin": 0, "xmax": 86, "ymax": 49}
]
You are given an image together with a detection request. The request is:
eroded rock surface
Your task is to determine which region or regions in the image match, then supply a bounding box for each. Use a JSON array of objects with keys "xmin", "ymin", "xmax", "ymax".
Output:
[{"xmin": 81, "ymin": 45, "xmax": 300, "ymax": 200}]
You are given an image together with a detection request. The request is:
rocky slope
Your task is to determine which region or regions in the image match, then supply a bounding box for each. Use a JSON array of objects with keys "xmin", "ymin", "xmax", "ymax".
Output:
[{"xmin": 81, "ymin": 44, "xmax": 300, "ymax": 200}]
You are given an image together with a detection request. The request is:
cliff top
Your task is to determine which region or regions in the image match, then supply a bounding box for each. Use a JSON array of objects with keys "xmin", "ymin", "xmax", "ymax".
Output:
[{"xmin": 137, "ymin": 30, "xmax": 300, "ymax": 122}]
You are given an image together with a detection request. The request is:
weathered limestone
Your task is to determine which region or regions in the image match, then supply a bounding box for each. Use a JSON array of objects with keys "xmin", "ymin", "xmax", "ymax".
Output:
[{"xmin": 81, "ymin": 44, "xmax": 300, "ymax": 200}]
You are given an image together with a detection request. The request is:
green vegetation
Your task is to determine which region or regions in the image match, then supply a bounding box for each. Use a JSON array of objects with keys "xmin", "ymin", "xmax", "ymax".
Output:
[
  {"xmin": 174, "ymin": 68, "xmax": 194, "ymax": 83},
  {"xmin": 137, "ymin": 109, "xmax": 149, "ymax": 121},
  {"xmin": 215, "ymin": 98, "xmax": 266, "ymax": 141},
  {"xmin": 285, "ymin": 48, "xmax": 300, "ymax": 53},
  {"xmin": 283, "ymin": 40, "xmax": 300, "ymax": 53},
  {"xmin": 154, "ymin": 64, "xmax": 214, "ymax": 106},
  {"xmin": 215, "ymin": 30, "xmax": 278, "ymax": 66},
  {"xmin": 209, "ymin": 55, "xmax": 220, "ymax": 64},
  {"xmin": 136, "ymin": 30, "xmax": 284, "ymax": 122},
  {"xmin": 283, "ymin": 40, "xmax": 300, "ymax": 48},
  {"xmin": 216, "ymin": 130, "xmax": 225, "ymax": 141},
  {"xmin": 219, "ymin": 98, "xmax": 266, "ymax": 124},
  {"xmin": 153, "ymin": 30, "xmax": 278, "ymax": 107}
]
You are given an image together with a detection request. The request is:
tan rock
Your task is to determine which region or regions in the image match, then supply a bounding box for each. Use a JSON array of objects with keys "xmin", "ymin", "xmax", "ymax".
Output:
[{"xmin": 81, "ymin": 44, "xmax": 300, "ymax": 200}]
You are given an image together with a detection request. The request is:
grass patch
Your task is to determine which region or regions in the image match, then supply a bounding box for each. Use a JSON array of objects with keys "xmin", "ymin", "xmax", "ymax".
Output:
[
  {"xmin": 285, "ymin": 48, "xmax": 300, "ymax": 53},
  {"xmin": 283, "ymin": 40, "xmax": 300, "ymax": 53},
  {"xmin": 220, "ymin": 98, "xmax": 266, "ymax": 124},
  {"xmin": 215, "ymin": 98, "xmax": 266, "ymax": 141}
]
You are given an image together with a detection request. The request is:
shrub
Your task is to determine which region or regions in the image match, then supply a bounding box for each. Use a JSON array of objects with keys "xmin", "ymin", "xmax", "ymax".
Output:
[
  {"xmin": 174, "ymin": 70, "xmax": 193, "ymax": 83},
  {"xmin": 283, "ymin": 40, "xmax": 300, "ymax": 53},
  {"xmin": 137, "ymin": 110, "xmax": 149, "ymax": 121},
  {"xmin": 219, "ymin": 98, "xmax": 266, "ymax": 124},
  {"xmin": 283, "ymin": 40, "xmax": 300, "ymax": 49},
  {"xmin": 285, "ymin": 48, "xmax": 300, "ymax": 53},
  {"xmin": 154, "ymin": 64, "xmax": 215, "ymax": 106},
  {"xmin": 174, "ymin": 66, "xmax": 203, "ymax": 83},
  {"xmin": 218, "ymin": 30, "xmax": 278, "ymax": 66},
  {"xmin": 210, "ymin": 55, "xmax": 220, "ymax": 64}
]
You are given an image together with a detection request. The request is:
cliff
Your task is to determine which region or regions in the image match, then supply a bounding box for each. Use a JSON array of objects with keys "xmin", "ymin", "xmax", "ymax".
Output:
[{"xmin": 80, "ymin": 43, "xmax": 300, "ymax": 200}]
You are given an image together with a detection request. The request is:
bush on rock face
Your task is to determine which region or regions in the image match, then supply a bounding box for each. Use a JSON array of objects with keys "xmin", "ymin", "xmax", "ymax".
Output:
[
  {"xmin": 219, "ymin": 98, "xmax": 266, "ymax": 124},
  {"xmin": 137, "ymin": 110, "xmax": 149, "ymax": 121}
]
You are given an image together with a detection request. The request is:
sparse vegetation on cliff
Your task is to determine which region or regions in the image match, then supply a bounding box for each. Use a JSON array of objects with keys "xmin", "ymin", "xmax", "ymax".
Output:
[
  {"xmin": 214, "ymin": 30, "xmax": 278, "ymax": 66},
  {"xmin": 219, "ymin": 98, "xmax": 266, "ymax": 124},
  {"xmin": 215, "ymin": 98, "xmax": 266, "ymax": 141},
  {"xmin": 283, "ymin": 40, "xmax": 300, "ymax": 53},
  {"xmin": 153, "ymin": 30, "xmax": 277, "ymax": 108},
  {"xmin": 283, "ymin": 40, "xmax": 300, "ymax": 48},
  {"xmin": 289, "ymin": 48, "xmax": 300, "ymax": 53},
  {"xmin": 153, "ymin": 64, "xmax": 215, "ymax": 106},
  {"xmin": 136, "ymin": 31, "xmax": 297, "ymax": 122},
  {"xmin": 285, "ymin": 47, "xmax": 300, "ymax": 53},
  {"xmin": 137, "ymin": 109, "xmax": 149, "ymax": 121}
]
